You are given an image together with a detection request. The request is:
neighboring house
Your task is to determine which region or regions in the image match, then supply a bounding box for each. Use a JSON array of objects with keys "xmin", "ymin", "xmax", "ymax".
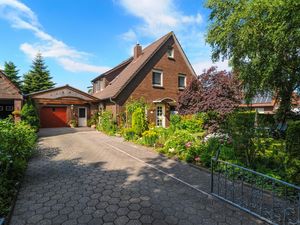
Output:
[
  {"xmin": 91, "ymin": 32, "xmax": 196, "ymax": 127},
  {"xmin": 0, "ymin": 70, "xmax": 22, "ymax": 120},
  {"xmin": 28, "ymin": 85, "xmax": 99, "ymax": 128},
  {"xmin": 240, "ymin": 93, "xmax": 300, "ymax": 114}
]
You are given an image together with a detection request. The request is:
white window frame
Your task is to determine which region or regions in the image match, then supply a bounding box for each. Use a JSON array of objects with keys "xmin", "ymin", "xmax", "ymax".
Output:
[
  {"xmin": 178, "ymin": 74, "xmax": 186, "ymax": 90},
  {"xmin": 167, "ymin": 47, "xmax": 174, "ymax": 59},
  {"xmin": 152, "ymin": 70, "xmax": 163, "ymax": 87}
]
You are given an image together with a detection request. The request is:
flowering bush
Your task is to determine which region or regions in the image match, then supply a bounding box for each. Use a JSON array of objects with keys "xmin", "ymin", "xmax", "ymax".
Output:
[
  {"xmin": 204, "ymin": 132, "xmax": 230, "ymax": 143},
  {"xmin": 140, "ymin": 129, "xmax": 159, "ymax": 146},
  {"xmin": 163, "ymin": 130, "xmax": 200, "ymax": 161}
]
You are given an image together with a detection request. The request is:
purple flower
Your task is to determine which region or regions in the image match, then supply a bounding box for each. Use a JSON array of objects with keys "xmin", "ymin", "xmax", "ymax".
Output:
[{"xmin": 185, "ymin": 141, "xmax": 192, "ymax": 148}]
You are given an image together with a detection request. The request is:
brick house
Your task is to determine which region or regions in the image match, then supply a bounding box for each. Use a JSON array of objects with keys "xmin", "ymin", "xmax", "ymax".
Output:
[
  {"xmin": 0, "ymin": 70, "xmax": 22, "ymax": 120},
  {"xmin": 91, "ymin": 32, "xmax": 196, "ymax": 127}
]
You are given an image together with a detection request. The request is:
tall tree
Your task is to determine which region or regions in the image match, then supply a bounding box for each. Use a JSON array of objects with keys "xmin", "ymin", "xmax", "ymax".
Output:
[
  {"xmin": 3, "ymin": 61, "xmax": 21, "ymax": 89},
  {"xmin": 206, "ymin": 0, "xmax": 300, "ymax": 122},
  {"xmin": 22, "ymin": 53, "xmax": 55, "ymax": 94},
  {"xmin": 177, "ymin": 67, "xmax": 241, "ymax": 115}
]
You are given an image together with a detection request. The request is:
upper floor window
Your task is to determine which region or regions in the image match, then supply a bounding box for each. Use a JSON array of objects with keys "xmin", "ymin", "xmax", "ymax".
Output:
[
  {"xmin": 152, "ymin": 70, "xmax": 163, "ymax": 87},
  {"xmin": 178, "ymin": 74, "xmax": 186, "ymax": 89},
  {"xmin": 167, "ymin": 47, "xmax": 174, "ymax": 58}
]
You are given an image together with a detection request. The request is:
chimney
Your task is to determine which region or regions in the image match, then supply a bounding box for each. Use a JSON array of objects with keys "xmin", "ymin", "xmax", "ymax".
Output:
[{"xmin": 133, "ymin": 43, "xmax": 142, "ymax": 59}]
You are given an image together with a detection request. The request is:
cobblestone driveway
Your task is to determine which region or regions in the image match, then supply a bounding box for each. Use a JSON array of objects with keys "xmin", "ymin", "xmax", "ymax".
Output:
[{"xmin": 10, "ymin": 128, "xmax": 266, "ymax": 225}]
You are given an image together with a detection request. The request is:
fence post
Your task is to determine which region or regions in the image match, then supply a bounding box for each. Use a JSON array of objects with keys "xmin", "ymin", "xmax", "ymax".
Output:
[{"xmin": 211, "ymin": 157, "xmax": 214, "ymax": 193}]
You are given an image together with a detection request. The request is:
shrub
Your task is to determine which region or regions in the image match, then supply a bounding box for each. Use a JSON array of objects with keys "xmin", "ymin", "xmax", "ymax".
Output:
[
  {"xmin": 0, "ymin": 120, "xmax": 37, "ymax": 176},
  {"xmin": 163, "ymin": 130, "xmax": 198, "ymax": 160},
  {"xmin": 286, "ymin": 121, "xmax": 300, "ymax": 158},
  {"xmin": 21, "ymin": 100, "xmax": 40, "ymax": 131},
  {"xmin": 125, "ymin": 98, "xmax": 148, "ymax": 127},
  {"xmin": 226, "ymin": 111, "xmax": 257, "ymax": 166},
  {"xmin": 98, "ymin": 111, "xmax": 117, "ymax": 135},
  {"xmin": 153, "ymin": 127, "xmax": 173, "ymax": 147},
  {"xmin": 0, "ymin": 119, "xmax": 37, "ymax": 217},
  {"xmin": 170, "ymin": 114, "xmax": 204, "ymax": 133},
  {"xmin": 141, "ymin": 129, "xmax": 159, "ymax": 146},
  {"xmin": 87, "ymin": 112, "xmax": 99, "ymax": 127},
  {"xmin": 132, "ymin": 107, "xmax": 148, "ymax": 136},
  {"xmin": 122, "ymin": 128, "xmax": 137, "ymax": 141},
  {"xmin": 285, "ymin": 121, "xmax": 300, "ymax": 185}
]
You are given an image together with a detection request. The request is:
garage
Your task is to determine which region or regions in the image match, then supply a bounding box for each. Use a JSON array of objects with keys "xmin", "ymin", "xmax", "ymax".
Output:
[
  {"xmin": 28, "ymin": 85, "xmax": 99, "ymax": 128},
  {"xmin": 40, "ymin": 107, "xmax": 67, "ymax": 128}
]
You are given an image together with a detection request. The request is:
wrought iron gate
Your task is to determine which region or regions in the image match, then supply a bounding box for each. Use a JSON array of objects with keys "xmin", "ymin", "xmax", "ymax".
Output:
[{"xmin": 211, "ymin": 157, "xmax": 300, "ymax": 225}]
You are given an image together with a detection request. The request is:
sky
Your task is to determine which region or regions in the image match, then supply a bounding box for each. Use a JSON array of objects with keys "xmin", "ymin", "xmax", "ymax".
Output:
[{"xmin": 0, "ymin": 0, "xmax": 229, "ymax": 91}]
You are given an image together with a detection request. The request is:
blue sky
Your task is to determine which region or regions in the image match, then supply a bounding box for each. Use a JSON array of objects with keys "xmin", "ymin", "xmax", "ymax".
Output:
[{"xmin": 0, "ymin": 0, "xmax": 229, "ymax": 91}]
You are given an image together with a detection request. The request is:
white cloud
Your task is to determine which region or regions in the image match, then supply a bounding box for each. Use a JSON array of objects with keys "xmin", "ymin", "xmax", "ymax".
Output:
[
  {"xmin": 121, "ymin": 29, "xmax": 137, "ymax": 42},
  {"xmin": 0, "ymin": 0, "xmax": 108, "ymax": 74},
  {"xmin": 118, "ymin": 0, "xmax": 202, "ymax": 38},
  {"xmin": 117, "ymin": 0, "xmax": 209, "ymax": 65},
  {"xmin": 193, "ymin": 60, "xmax": 231, "ymax": 75},
  {"xmin": 58, "ymin": 58, "xmax": 110, "ymax": 73}
]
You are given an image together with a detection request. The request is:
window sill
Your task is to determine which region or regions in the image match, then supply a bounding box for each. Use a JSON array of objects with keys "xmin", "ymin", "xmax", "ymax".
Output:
[
  {"xmin": 178, "ymin": 87, "xmax": 185, "ymax": 91},
  {"xmin": 152, "ymin": 85, "xmax": 164, "ymax": 89},
  {"xmin": 168, "ymin": 56, "xmax": 175, "ymax": 60}
]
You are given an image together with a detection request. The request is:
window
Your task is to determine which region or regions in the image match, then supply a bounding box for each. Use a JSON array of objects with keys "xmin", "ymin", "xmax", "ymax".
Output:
[
  {"xmin": 5, "ymin": 106, "xmax": 13, "ymax": 111},
  {"xmin": 178, "ymin": 74, "xmax": 186, "ymax": 89},
  {"xmin": 79, "ymin": 108, "xmax": 86, "ymax": 118},
  {"xmin": 156, "ymin": 106, "xmax": 163, "ymax": 126},
  {"xmin": 152, "ymin": 70, "xmax": 163, "ymax": 87},
  {"xmin": 167, "ymin": 47, "xmax": 174, "ymax": 58}
]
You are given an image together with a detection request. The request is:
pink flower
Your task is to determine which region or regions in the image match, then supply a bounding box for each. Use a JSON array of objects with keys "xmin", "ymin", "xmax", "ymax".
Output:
[
  {"xmin": 185, "ymin": 142, "xmax": 192, "ymax": 148},
  {"xmin": 195, "ymin": 157, "xmax": 200, "ymax": 162}
]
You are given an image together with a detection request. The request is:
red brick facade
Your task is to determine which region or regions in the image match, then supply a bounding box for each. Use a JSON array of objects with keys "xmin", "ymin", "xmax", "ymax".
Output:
[{"xmin": 92, "ymin": 32, "xmax": 196, "ymax": 127}]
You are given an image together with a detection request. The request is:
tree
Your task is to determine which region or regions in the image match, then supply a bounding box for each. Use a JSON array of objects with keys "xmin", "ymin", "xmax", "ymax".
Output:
[
  {"xmin": 21, "ymin": 99, "xmax": 40, "ymax": 131},
  {"xmin": 3, "ymin": 61, "xmax": 21, "ymax": 89},
  {"xmin": 22, "ymin": 53, "xmax": 55, "ymax": 94},
  {"xmin": 177, "ymin": 67, "xmax": 241, "ymax": 115},
  {"xmin": 177, "ymin": 77, "xmax": 203, "ymax": 115},
  {"xmin": 206, "ymin": 0, "xmax": 300, "ymax": 122}
]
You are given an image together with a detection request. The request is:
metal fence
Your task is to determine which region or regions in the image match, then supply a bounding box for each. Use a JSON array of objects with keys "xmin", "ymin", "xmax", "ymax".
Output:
[{"xmin": 211, "ymin": 157, "xmax": 300, "ymax": 225}]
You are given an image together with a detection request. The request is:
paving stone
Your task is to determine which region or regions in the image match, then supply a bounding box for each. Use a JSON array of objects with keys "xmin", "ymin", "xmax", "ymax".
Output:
[{"xmin": 10, "ymin": 128, "xmax": 268, "ymax": 225}]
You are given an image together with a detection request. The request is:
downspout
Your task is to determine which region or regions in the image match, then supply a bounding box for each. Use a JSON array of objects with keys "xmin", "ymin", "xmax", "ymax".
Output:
[{"xmin": 109, "ymin": 97, "xmax": 119, "ymax": 126}]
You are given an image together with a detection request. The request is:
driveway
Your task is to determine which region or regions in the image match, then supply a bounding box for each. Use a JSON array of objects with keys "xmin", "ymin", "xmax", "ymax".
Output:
[{"xmin": 10, "ymin": 128, "xmax": 266, "ymax": 225}]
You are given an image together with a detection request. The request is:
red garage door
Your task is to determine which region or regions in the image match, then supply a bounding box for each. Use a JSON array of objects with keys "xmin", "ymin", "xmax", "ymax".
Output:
[{"xmin": 40, "ymin": 107, "xmax": 68, "ymax": 128}]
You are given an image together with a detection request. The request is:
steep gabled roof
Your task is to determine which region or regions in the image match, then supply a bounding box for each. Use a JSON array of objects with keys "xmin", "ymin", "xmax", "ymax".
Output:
[
  {"xmin": 0, "ymin": 70, "xmax": 23, "ymax": 100},
  {"xmin": 93, "ymin": 32, "xmax": 196, "ymax": 100},
  {"xmin": 91, "ymin": 57, "xmax": 133, "ymax": 82}
]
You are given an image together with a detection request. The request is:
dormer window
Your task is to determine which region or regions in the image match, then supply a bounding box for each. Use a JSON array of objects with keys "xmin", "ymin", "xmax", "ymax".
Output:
[
  {"xmin": 95, "ymin": 79, "xmax": 106, "ymax": 92},
  {"xmin": 167, "ymin": 47, "xmax": 174, "ymax": 59}
]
